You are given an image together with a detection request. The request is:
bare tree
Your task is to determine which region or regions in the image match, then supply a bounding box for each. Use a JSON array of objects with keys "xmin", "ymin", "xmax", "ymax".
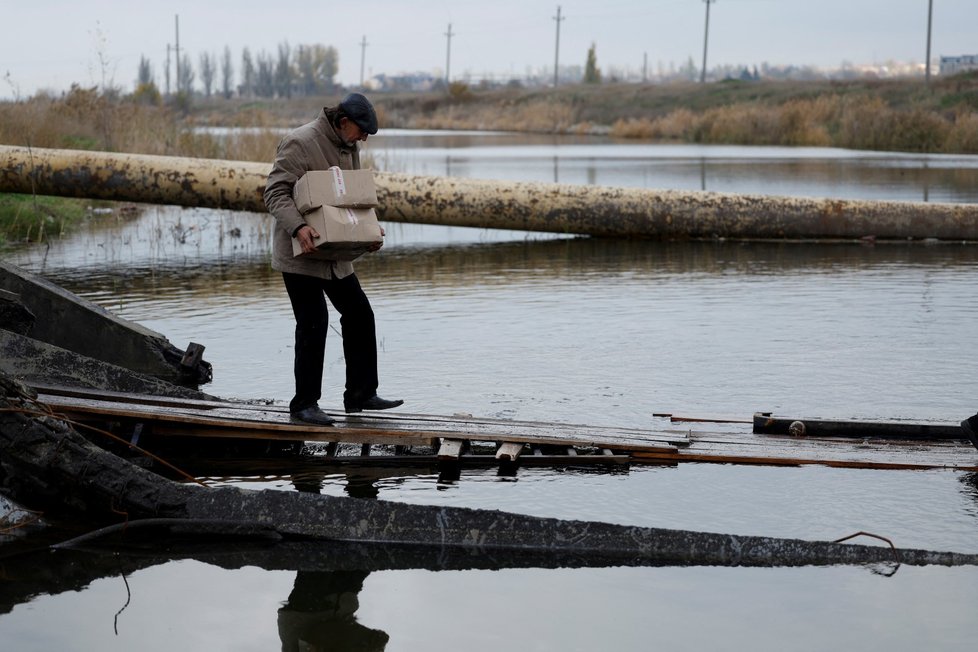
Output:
[
  {"xmin": 137, "ymin": 55, "xmax": 154, "ymax": 87},
  {"xmin": 199, "ymin": 51, "xmax": 215, "ymax": 98},
  {"xmin": 294, "ymin": 44, "xmax": 339, "ymax": 96},
  {"xmin": 275, "ymin": 40, "xmax": 293, "ymax": 98},
  {"xmin": 296, "ymin": 45, "xmax": 314, "ymax": 96},
  {"xmin": 256, "ymin": 51, "xmax": 275, "ymax": 97},
  {"xmin": 221, "ymin": 46, "xmax": 234, "ymax": 99},
  {"xmin": 178, "ymin": 53, "xmax": 195, "ymax": 95},
  {"xmin": 241, "ymin": 47, "xmax": 255, "ymax": 97}
]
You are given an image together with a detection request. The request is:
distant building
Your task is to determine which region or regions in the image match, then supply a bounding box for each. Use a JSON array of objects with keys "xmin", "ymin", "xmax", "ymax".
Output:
[{"xmin": 940, "ymin": 55, "xmax": 978, "ymax": 76}]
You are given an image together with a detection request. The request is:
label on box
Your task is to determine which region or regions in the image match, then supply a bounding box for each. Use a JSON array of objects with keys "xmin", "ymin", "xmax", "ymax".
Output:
[{"xmin": 330, "ymin": 167, "xmax": 347, "ymax": 197}]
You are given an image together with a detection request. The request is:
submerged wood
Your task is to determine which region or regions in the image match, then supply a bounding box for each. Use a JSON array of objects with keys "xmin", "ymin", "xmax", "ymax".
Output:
[
  {"xmin": 2, "ymin": 374, "xmax": 977, "ymax": 568},
  {"xmin": 3, "ymin": 145, "xmax": 978, "ymax": 241},
  {"xmin": 753, "ymin": 413, "xmax": 965, "ymax": 440}
]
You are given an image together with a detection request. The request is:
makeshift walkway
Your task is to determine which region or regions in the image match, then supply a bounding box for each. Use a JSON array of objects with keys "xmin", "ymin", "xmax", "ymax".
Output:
[{"xmin": 33, "ymin": 386, "xmax": 978, "ymax": 473}]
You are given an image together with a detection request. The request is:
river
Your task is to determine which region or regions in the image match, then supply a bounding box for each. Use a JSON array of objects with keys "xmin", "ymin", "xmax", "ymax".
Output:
[{"xmin": 2, "ymin": 132, "xmax": 977, "ymax": 651}]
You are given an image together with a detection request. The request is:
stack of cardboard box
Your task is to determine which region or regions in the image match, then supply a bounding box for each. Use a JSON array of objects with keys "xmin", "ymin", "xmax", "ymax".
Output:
[{"xmin": 291, "ymin": 167, "xmax": 383, "ymax": 261}]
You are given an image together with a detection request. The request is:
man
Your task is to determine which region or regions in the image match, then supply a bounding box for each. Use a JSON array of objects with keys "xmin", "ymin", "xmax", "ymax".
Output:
[{"xmin": 264, "ymin": 92, "xmax": 403, "ymax": 426}]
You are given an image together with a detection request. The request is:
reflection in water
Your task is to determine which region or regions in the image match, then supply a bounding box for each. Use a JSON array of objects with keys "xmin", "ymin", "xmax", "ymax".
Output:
[
  {"xmin": 364, "ymin": 132, "xmax": 978, "ymax": 203},
  {"xmin": 281, "ymin": 476, "xmax": 389, "ymax": 651},
  {"xmin": 278, "ymin": 570, "xmax": 388, "ymax": 652}
]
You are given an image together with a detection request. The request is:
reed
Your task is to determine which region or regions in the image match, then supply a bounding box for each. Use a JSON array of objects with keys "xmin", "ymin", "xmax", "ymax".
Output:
[
  {"xmin": 608, "ymin": 93, "xmax": 978, "ymax": 153},
  {"xmin": 0, "ymin": 88, "xmax": 286, "ymax": 246}
]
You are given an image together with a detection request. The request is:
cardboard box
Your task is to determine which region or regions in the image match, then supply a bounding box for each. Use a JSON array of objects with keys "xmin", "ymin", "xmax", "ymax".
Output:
[
  {"xmin": 293, "ymin": 167, "xmax": 378, "ymax": 212},
  {"xmin": 291, "ymin": 205, "xmax": 383, "ymax": 262}
]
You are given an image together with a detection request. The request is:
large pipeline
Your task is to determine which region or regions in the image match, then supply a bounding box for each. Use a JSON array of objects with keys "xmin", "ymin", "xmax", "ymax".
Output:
[{"xmin": 2, "ymin": 145, "xmax": 977, "ymax": 240}]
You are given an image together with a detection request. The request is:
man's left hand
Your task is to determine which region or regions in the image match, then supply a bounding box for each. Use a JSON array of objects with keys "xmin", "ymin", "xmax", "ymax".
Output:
[{"xmin": 369, "ymin": 226, "xmax": 386, "ymax": 252}]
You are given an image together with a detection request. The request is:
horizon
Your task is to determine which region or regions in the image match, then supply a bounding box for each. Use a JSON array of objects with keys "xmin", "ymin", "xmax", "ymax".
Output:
[{"xmin": 1, "ymin": 0, "xmax": 975, "ymax": 99}]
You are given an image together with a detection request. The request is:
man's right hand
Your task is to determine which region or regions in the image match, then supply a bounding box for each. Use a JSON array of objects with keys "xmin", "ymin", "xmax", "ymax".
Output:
[{"xmin": 295, "ymin": 225, "xmax": 321, "ymax": 253}]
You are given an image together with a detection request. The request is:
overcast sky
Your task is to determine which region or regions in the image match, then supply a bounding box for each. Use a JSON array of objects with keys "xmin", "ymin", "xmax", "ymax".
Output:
[{"xmin": 1, "ymin": 0, "xmax": 974, "ymax": 98}]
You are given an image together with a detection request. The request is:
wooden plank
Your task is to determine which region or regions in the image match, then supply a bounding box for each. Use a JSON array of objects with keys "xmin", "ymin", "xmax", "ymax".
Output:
[
  {"xmin": 37, "ymin": 393, "xmax": 680, "ymax": 453},
  {"xmin": 437, "ymin": 439, "xmax": 465, "ymax": 461},
  {"xmin": 495, "ymin": 442, "xmax": 525, "ymax": 462},
  {"xmin": 752, "ymin": 413, "xmax": 965, "ymax": 440},
  {"xmin": 33, "ymin": 385, "xmax": 688, "ymax": 446},
  {"xmin": 632, "ymin": 449, "xmax": 978, "ymax": 472},
  {"xmin": 134, "ymin": 422, "xmax": 427, "ymax": 446},
  {"xmin": 180, "ymin": 342, "xmax": 206, "ymax": 370},
  {"xmin": 655, "ymin": 412, "xmax": 752, "ymax": 424},
  {"xmin": 629, "ymin": 421, "xmax": 978, "ymax": 471}
]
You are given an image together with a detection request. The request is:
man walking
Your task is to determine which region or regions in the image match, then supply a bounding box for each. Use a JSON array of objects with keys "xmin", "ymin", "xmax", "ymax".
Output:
[{"xmin": 264, "ymin": 93, "xmax": 402, "ymax": 426}]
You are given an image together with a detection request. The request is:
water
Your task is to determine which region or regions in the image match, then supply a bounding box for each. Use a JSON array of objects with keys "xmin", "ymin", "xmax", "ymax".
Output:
[{"xmin": 3, "ymin": 134, "xmax": 978, "ymax": 650}]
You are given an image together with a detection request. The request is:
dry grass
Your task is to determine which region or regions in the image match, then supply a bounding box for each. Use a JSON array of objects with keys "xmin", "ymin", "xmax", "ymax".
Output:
[
  {"xmin": 0, "ymin": 86, "xmax": 283, "ymax": 162},
  {"xmin": 0, "ymin": 87, "xmax": 286, "ymax": 245},
  {"xmin": 608, "ymin": 93, "xmax": 978, "ymax": 152}
]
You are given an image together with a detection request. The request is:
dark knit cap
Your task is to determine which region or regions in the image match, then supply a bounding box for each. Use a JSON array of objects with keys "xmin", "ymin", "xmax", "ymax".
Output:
[{"xmin": 338, "ymin": 92, "xmax": 378, "ymax": 135}]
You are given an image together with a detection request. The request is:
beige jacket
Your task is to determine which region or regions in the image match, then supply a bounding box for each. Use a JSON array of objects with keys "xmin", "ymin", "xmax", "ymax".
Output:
[{"xmin": 264, "ymin": 107, "xmax": 361, "ymax": 280}]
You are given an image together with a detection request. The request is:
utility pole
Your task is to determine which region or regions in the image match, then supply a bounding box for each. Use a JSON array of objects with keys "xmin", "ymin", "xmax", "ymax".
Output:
[
  {"xmin": 700, "ymin": 0, "xmax": 715, "ymax": 84},
  {"xmin": 359, "ymin": 35, "xmax": 368, "ymax": 87},
  {"xmin": 165, "ymin": 44, "xmax": 171, "ymax": 96},
  {"xmin": 553, "ymin": 5, "xmax": 565, "ymax": 87},
  {"xmin": 643, "ymin": 51, "xmax": 648, "ymax": 83},
  {"xmin": 174, "ymin": 14, "xmax": 181, "ymax": 92},
  {"xmin": 925, "ymin": 0, "xmax": 933, "ymax": 85},
  {"xmin": 444, "ymin": 23, "xmax": 454, "ymax": 88}
]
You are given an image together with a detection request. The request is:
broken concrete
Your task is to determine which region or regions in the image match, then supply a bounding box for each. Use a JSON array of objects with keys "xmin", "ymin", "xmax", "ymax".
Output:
[
  {"xmin": 0, "ymin": 328, "xmax": 215, "ymax": 400},
  {"xmin": 0, "ymin": 261, "xmax": 211, "ymax": 388}
]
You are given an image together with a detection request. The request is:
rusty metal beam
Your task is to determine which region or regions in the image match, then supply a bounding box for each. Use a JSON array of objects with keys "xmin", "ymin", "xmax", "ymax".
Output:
[{"xmin": 3, "ymin": 145, "xmax": 978, "ymax": 241}]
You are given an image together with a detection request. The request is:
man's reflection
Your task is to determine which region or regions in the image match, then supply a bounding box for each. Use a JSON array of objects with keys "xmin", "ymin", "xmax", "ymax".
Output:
[
  {"xmin": 278, "ymin": 468, "xmax": 389, "ymax": 651},
  {"xmin": 278, "ymin": 569, "xmax": 388, "ymax": 652}
]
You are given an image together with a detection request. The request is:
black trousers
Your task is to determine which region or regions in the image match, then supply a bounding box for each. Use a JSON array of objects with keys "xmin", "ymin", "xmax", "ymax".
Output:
[{"xmin": 282, "ymin": 272, "xmax": 378, "ymax": 413}]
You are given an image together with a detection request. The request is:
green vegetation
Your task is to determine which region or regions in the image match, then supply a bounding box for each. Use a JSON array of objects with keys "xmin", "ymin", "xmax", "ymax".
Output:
[
  {"xmin": 0, "ymin": 193, "xmax": 92, "ymax": 249},
  {"xmin": 584, "ymin": 45, "xmax": 601, "ymax": 84}
]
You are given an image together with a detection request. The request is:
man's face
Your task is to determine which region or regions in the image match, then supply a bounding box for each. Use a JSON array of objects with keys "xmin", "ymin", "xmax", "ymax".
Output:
[{"xmin": 339, "ymin": 117, "xmax": 369, "ymax": 146}]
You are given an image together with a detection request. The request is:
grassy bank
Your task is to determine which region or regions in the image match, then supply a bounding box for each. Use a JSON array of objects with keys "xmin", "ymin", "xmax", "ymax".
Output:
[
  {"xmin": 2, "ymin": 76, "xmax": 977, "ymax": 245},
  {"xmin": 376, "ymin": 75, "xmax": 978, "ymax": 153},
  {"xmin": 0, "ymin": 194, "xmax": 92, "ymax": 248}
]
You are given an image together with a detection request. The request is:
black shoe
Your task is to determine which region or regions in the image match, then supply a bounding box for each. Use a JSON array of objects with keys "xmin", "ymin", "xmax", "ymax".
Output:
[
  {"xmin": 345, "ymin": 395, "xmax": 404, "ymax": 413},
  {"xmin": 290, "ymin": 406, "xmax": 335, "ymax": 426},
  {"xmin": 961, "ymin": 417, "xmax": 978, "ymax": 451}
]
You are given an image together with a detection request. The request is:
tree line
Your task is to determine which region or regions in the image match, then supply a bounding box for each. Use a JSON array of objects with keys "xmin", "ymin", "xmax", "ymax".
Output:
[{"xmin": 134, "ymin": 42, "xmax": 339, "ymax": 103}]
